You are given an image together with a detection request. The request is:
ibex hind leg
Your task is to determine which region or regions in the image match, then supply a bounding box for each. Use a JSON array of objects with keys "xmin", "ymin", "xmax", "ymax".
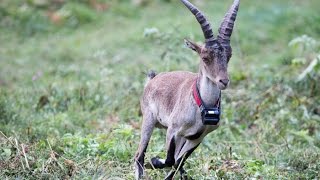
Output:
[
  {"xmin": 134, "ymin": 112, "xmax": 156, "ymax": 180},
  {"xmin": 150, "ymin": 134, "xmax": 176, "ymax": 169}
]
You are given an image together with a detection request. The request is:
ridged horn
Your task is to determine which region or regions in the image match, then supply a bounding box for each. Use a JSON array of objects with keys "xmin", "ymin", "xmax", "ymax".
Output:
[
  {"xmin": 218, "ymin": 0, "xmax": 240, "ymax": 47},
  {"xmin": 180, "ymin": 0, "xmax": 217, "ymax": 47}
]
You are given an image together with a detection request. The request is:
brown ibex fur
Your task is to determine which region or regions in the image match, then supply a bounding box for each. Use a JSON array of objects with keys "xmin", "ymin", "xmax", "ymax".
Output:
[{"xmin": 134, "ymin": 0, "xmax": 240, "ymax": 179}]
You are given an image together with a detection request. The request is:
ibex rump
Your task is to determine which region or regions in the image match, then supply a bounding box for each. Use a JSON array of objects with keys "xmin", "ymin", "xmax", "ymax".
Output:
[{"xmin": 134, "ymin": 0, "xmax": 240, "ymax": 179}]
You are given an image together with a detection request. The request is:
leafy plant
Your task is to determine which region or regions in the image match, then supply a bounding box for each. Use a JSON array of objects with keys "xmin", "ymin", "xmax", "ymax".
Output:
[{"xmin": 287, "ymin": 35, "xmax": 320, "ymax": 97}]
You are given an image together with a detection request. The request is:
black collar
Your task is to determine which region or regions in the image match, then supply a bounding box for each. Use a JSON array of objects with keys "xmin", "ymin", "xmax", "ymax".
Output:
[{"xmin": 192, "ymin": 78, "xmax": 222, "ymax": 125}]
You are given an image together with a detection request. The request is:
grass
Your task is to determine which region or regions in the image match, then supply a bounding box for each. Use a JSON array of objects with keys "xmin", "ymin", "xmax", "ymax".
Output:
[{"xmin": 0, "ymin": 0, "xmax": 320, "ymax": 179}]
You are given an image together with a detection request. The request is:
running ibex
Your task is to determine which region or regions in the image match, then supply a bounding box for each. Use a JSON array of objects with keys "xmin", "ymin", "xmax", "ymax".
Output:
[{"xmin": 134, "ymin": 0, "xmax": 240, "ymax": 179}]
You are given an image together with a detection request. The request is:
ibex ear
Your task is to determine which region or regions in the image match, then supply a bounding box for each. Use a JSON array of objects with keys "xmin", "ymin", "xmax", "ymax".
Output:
[{"xmin": 184, "ymin": 39, "xmax": 201, "ymax": 53}]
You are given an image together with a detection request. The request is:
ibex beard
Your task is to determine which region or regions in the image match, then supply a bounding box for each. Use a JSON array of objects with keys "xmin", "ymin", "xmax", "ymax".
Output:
[{"xmin": 134, "ymin": 0, "xmax": 240, "ymax": 179}]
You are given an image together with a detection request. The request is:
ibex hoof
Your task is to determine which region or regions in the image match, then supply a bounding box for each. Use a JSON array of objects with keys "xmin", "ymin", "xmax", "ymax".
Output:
[
  {"xmin": 145, "ymin": 156, "xmax": 166, "ymax": 169},
  {"xmin": 134, "ymin": 160, "xmax": 144, "ymax": 180}
]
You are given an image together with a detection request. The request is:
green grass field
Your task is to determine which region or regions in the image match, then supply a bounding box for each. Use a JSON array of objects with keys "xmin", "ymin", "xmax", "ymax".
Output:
[{"xmin": 1, "ymin": 0, "xmax": 320, "ymax": 179}]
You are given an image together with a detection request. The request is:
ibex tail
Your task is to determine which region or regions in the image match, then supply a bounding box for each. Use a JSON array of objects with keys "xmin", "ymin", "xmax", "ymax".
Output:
[{"xmin": 147, "ymin": 70, "xmax": 156, "ymax": 80}]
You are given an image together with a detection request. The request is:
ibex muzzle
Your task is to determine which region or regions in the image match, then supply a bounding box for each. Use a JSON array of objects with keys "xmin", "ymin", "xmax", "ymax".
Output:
[{"xmin": 134, "ymin": 0, "xmax": 240, "ymax": 179}]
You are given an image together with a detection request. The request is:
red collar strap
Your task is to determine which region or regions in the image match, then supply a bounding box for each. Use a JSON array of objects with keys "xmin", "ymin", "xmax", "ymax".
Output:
[{"xmin": 192, "ymin": 78, "xmax": 221, "ymax": 110}]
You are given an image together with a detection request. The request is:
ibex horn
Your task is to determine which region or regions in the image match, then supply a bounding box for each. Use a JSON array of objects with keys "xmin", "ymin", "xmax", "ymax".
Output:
[
  {"xmin": 218, "ymin": 0, "xmax": 240, "ymax": 48},
  {"xmin": 181, "ymin": 0, "xmax": 217, "ymax": 47}
]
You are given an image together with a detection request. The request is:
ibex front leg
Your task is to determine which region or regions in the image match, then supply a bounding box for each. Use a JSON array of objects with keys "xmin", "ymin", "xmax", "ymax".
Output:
[
  {"xmin": 134, "ymin": 112, "xmax": 156, "ymax": 179},
  {"xmin": 165, "ymin": 140, "xmax": 201, "ymax": 180}
]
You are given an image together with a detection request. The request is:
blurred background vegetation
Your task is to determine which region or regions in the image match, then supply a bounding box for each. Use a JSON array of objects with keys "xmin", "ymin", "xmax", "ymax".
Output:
[{"xmin": 0, "ymin": 0, "xmax": 319, "ymax": 179}]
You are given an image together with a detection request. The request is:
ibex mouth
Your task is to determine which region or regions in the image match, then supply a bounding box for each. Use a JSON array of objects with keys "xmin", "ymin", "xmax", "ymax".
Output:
[
  {"xmin": 217, "ymin": 79, "xmax": 229, "ymax": 90},
  {"xmin": 218, "ymin": 83, "xmax": 227, "ymax": 90}
]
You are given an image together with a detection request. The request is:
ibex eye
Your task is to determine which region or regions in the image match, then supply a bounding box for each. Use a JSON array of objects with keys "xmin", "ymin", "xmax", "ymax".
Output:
[{"xmin": 203, "ymin": 58, "xmax": 210, "ymax": 63}]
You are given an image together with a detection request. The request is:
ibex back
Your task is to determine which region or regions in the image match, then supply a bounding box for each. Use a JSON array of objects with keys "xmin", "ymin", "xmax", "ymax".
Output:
[{"xmin": 134, "ymin": 0, "xmax": 240, "ymax": 179}]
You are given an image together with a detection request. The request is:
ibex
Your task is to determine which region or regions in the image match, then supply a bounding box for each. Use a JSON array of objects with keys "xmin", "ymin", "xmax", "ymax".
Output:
[{"xmin": 134, "ymin": 0, "xmax": 240, "ymax": 179}]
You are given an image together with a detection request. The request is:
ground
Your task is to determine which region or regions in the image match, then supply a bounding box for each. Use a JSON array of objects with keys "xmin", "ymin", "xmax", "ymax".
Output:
[{"xmin": 0, "ymin": 0, "xmax": 320, "ymax": 179}]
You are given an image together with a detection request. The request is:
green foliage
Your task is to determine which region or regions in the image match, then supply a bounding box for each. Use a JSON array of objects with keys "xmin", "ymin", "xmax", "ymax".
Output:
[
  {"xmin": 0, "ymin": 1, "xmax": 50, "ymax": 35},
  {"xmin": 0, "ymin": 0, "xmax": 108, "ymax": 36},
  {"xmin": 58, "ymin": 2, "xmax": 98, "ymax": 28},
  {"xmin": 245, "ymin": 160, "xmax": 264, "ymax": 174},
  {"xmin": 289, "ymin": 35, "xmax": 318, "ymax": 58},
  {"xmin": 0, "ymin": 91, "xmax": 12, "ymax": 125},
  {"xmin": 61, "ymin": 125, "xmax": 136, "ymax": 162},
  {"xmin": 287, "ymin": 35, "xmax": 320, "ymax": 98}
]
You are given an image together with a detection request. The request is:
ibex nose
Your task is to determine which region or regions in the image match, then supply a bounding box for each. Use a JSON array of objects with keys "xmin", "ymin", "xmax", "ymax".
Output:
[{"xmin": 219, "ymin": 79, "xmax": 230, "ymax": 87}]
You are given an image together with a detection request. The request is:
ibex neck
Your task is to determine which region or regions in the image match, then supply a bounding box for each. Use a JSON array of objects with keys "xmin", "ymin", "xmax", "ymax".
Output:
[{"xmin": 198, "ymin": 71, "xmax": 220, "ymax": 107}]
